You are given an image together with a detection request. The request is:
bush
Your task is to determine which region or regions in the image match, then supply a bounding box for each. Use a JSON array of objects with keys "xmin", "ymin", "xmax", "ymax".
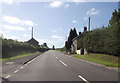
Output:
[{"xmin": 2, "ymin": 38, "xmax": 37, "ymax": 58}]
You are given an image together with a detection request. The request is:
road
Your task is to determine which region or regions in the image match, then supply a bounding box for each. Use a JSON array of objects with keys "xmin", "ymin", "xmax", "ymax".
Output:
[{"xmin": 3, "ymin": 50, "xmax": 118, "ymax": 82}]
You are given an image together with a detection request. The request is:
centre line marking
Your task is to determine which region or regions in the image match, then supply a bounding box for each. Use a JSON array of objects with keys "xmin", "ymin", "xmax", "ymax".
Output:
[
  {"xmin": 20, "ymin": 66, "xmax": 24, "ymax": 69},
  {"xmin": 5, "ymin": 75, "xmax": 11, "ymax": 79},
  {"xmin": 14, "ymin": 70, "xmax": 19, "ymax": 73},
  {"xmin": 56, "ymin": 57, "xmax": 58, "ymax": 59},
  {"xmin": 59, "ymin": 60, "xmax": 67, "ymax": 66},
  {"xmin": 78, "ymin": 75, "xmax": 89, "ymax": 83}
]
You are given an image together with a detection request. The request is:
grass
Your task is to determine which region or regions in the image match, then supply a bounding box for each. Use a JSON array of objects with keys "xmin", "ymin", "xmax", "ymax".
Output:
[
  {"xmin": 56, "ymin": 49, "xmax": 65, "ymax": 52},
  {"xmin": 1, "ymin": 51, "xmax": 40, "ymax": 62},
  {"xmin": 73, "ymin": 53, "xmax": 119, "ymax": 68}
]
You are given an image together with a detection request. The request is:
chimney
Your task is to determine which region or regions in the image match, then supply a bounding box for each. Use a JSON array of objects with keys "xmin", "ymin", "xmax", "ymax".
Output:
[
  {"xmin": 84, "ymin": 26, "xmax": 87, "ymax": 32},
  {"xmin": 79, "ymin": 32, "xmax": 81, "ymax": 35}
]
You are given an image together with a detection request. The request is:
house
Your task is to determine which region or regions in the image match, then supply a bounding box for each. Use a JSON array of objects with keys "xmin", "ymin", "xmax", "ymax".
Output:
[
  {"xmin": 27, "ymin": 27, "xmax": 39, "ymax": 48},
  {"xmin": 71, "ymin": 27, "xmax": 87, "ymax": 55},
  {"xmin": 71, "ymin": 37, "xmax": 78, "ymax": 53}
]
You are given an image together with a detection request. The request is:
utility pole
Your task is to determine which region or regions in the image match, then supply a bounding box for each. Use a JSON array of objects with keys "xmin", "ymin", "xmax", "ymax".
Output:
[
  {"xmin": 87, "ymin": 17, "xmax": 91, "ymax": 54},
  {"xmin": 88, "ymin": 17, "xmax": 90, "ymax": 31},
  {"xmin": 32, "ymin": 27, "xmax": 33, "ymax": 38}
]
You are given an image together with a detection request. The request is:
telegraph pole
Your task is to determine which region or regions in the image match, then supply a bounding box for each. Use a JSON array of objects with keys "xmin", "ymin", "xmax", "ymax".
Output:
[
  {"xmin": 32, "ymin": 27, "xmax": 33, "ymax": 38},
  {"xmin": 88, "ymin": 17, "xmax": 90, "ymax": 31},
  {"xmin": 88, "ymin": 17, "xmax": 90, "ymax": 54}
]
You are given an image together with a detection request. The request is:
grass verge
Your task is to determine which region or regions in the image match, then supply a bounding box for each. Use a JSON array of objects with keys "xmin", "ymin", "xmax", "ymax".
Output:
[
  {"xmin": 56, "ymin": 50, "xmax": 65, "ymax": 52},
  {"xmin": 1, "ymin": 51, "xmax": 40, "ymax": 62},
  {"xmin": 73, "ymin": 53, "xmax": 119, "ymax": 68}
]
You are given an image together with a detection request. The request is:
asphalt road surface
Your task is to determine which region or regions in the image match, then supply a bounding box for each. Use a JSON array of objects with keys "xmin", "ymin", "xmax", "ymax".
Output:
[{"xmin": 4, "ymin": 50, "xmax": 118, "ymax": 82}]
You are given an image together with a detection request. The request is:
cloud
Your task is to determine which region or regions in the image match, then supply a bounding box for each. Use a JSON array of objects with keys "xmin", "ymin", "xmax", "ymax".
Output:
[
  {"xmin": 23, "ymin": 20, "xmax": 34, "ymax": 26},
  {"xmin": 24, "ymin": 34, "xmax": 29, "ymax": 37},
  {"xmin": 50, "ymin": 1, "xmax": 64, "ymax": 7},
  {"xmin": 28, "ymin": 27, "xmax": 32, "ymax": 30},
  {"xmin": 51, "ymin": 35, "xmax": 64, "ymax": 41},
  {"xmin": 4, "ymin": 35, "xmax": 19, "ymax": 40},
  {"xmin": 84, "ymin": 17, "xmax": 88, "ymax": 20},
  {"xmin": 51, "ymin": 35, "xmax": 63, "ymax": 39},
  {"xmin": 1, "ymin": 0, "xmax": 14, "ymax": 4},
  {"xmin": 0, "ymin": 30, "xmax": 10, "ymax": 35},
  {"xmin": 37, "ymin": 39, "xmax": 59, "ymax": 45},
  {"xmin": 3, "ymin": 25, "xmax": 26, "ymax": 31},
  {"xmin": 3, "ymin": 16, "xmax": 35, "ymax": 26},
  {"xmin": 0, "ymin": 5, "xmax": 2, "ymax": 13},
  {"xmin": 3, "ymin": 16, "xmax": 21, "ymax": 24},
  {"xmin": 73, "ymin": 0, "xmax": 85, "ymax": 4},
  {"xmin": 52, "ymin": 30, "xmax": 57, "ymax": 33},
  {"xmin": 64, "ymin": 4, "xmax": 70, "ymax": 8},
  {"xmin": 72, "ymin": 20, "xmax": 77, "ymax": 23},
  {"xmin": 0, "ymin": 0, "xmax": 20, "ymax": 5},
  {"xmin": 86, "ymin": 8, "xmax": 100, "ymax": 15}
]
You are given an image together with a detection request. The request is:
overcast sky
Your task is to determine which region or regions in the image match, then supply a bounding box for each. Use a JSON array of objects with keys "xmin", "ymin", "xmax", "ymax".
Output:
[{"xmin": 0, "ymin": 0, "xmax": 119, "ymax": 48}]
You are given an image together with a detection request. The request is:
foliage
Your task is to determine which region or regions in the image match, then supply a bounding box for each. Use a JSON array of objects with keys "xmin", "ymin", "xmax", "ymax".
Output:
[
  {"xmin": 2, "ymin": 38, "xmax": 37, "ymax": 58},
  {"xmin": 78, "ymin": 9, "xmax": 120, "ymax": 56},
  {"xmin": 52, "ymin": 45, "xmax": 55, "ymax": 50},
  {"xmin": 65, "ymin": 28, "xmax": 78, "ymax": 51},
  {"xmin": 56, "ymin": 46, "xmax": 66, "ymax": 52}
]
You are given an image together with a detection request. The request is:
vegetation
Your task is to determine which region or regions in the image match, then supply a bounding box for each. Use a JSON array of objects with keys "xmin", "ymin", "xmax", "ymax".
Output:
[
  {"xmin": 65, "ymin": 9, "xmax": 120, "ymax": 57},
  {"xmin": 52, "ymin": 45, "xmax": 55, "ymax": 50},
  {"xmin": 65, "ymin": 28, "xmax": 77, "ymax": 51},
  {"xmin": 1, "ymin": 52, "xmax": 40, "ymax": 62},
  {"xmin": 56, "ymin": 46, "xmax": 66, "ymax": 52},
  {"xmin": 73, "ymin": 53, "xmax": 119, "ymax": 67},
  {"xmin": 2, "ymin": 37, "xmax": 38, "ymax": 59},
  {"xmin": 80, "ymin": 9, "xmax": 120, "ymax": 56}
]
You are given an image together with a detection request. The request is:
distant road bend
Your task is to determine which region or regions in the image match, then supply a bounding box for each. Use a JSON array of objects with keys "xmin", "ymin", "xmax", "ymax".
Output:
[{"xmin": 4, "ymin": 50, "xmax": 118, "ymax": 82}]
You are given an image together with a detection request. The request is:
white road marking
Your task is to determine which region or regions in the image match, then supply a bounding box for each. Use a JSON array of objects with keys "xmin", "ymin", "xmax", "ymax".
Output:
[
  {"xmin": 14, "ymin": 70, "xmax": 18, "ymax": 73},
  {"xmin": 20, "ymin": 66, "xmax": 24, "ymax": 69},
  {"xmin": 66, "ymin": 55, "xmax": 104, "ymax": 68},
  {"xmin": 24, "ymin": 55, "xmax": 41, "ymax": 66},
  {"xmin": 5, "ymin": 75, "xmax": 11, "ymax": 79},
  {"xmin": 59, "ymin": 60, "xmax": 67, "ymax": 66},
  {"xmin": 5, "ymin": 62, "xmax": 14, "ymax": 65},
  {"xmin": 78, "ymin": 75, "xmax": 89, "ymax": 83},
  {"xmin": 106, "ymin": 67, "xmax": 111, "ymax": 69},
  {"xmin": 56, "ymin": 57, "xmax": 58, "ymax": 59}
]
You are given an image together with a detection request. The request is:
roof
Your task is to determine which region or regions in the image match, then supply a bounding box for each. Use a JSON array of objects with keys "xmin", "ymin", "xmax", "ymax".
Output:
[{"xmin": 27, "ymin": 38, "xmax": 39, "ymax": 43}]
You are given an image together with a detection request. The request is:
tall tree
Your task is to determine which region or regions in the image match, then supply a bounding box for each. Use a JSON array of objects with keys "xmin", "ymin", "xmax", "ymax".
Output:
[
  {"xmin": 52, "ymin": 45, "xmax": 55, "ymax": 50},
  {"xmin": 73, "ymin": 28, "xmax": 77, "ymax": 38}
]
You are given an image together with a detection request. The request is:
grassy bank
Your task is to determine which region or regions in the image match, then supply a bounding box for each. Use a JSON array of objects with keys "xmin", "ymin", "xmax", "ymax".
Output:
[
  {"xmin": 56, "ymin": 49, "xmax": 65, "ymax": 52},
  {"xmin": 1, "ymin": 52, "xmax": 40, "ymax": 62},
  {"xmin": 73, "ymin": 53, "xmax": 119, "ymax": 67}
]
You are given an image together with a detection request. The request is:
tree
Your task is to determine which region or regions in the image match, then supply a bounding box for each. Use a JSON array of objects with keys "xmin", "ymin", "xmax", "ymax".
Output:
[
  {"xmin": 65, "ymin": 28, "xmax": 78, "ymax": 51},
  {"xmin": 52, "ymin": 45, "xmax": 55, "ymax": 50},
  {"xmin": 73, "ymin": 28, "xmax": 77, "ymax": 38}
]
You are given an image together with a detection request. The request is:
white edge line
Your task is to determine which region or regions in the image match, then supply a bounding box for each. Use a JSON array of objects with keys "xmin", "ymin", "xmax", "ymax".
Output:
[
  {"xmin": 67, "ymin": 55, "xmax": 103, "ymax": 67},
  {"xmin": 14, "ymin": 70, "xmax": 18, "ymax": 73},
  {"xmin": 5, "ymin": 75, "xmax": 11, "ymax": 79},
  {"xmin": 78, "ymin": 75, "xmax": 89, "ymax": 83},
  {"xmin": 20, "ymin": 66, "xmax": 24, "ymax": 69},
  {"xmin": 56, "ymin": 57, "xmax": 58, "ymax": 59},
  {"xmin": 24, "ymin": 55, "xmax": 41, "ymax": 66},
  {"xmin": 59, "ymin": 60, "xmax": 67, "ymax": 66}
]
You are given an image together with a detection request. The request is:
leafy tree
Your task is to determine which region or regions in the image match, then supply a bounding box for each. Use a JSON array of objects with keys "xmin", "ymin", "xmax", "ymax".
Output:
[{"xmin": 52, "ymin": 45, "xmax": 55, "ymax": 50}]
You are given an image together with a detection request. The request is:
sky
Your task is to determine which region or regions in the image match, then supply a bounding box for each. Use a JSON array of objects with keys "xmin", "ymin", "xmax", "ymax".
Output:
[{"xmin": 0, "ymin": 0, "xmax": 119, "ymax": 48}]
